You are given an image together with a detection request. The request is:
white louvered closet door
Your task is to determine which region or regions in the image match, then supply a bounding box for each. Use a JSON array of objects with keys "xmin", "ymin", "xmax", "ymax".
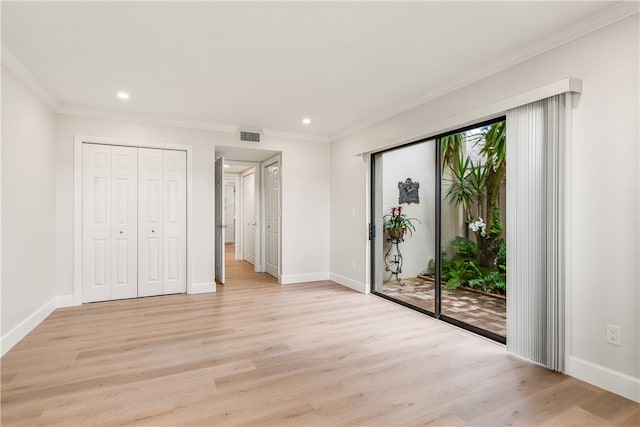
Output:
[
  {"xmin": 82, "ymin": 144, "xmax": 138, "ymax": 303},
  {"xmin": 138, "ymin": 148, "xmax": 186, "ymax": 297}
]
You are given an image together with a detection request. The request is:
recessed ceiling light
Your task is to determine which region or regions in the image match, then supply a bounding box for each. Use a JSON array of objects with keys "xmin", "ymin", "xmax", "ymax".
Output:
[
  {"xmin": 117, "ymin": 92, "xmax": 130, "ymax": 100},
  {"xmin": 223, "ymin": 164, "xmax": 230, "ymax": 168},
  {"xmin": 302, "ymin": 118, "xmax": 311, "ymax": 125}
]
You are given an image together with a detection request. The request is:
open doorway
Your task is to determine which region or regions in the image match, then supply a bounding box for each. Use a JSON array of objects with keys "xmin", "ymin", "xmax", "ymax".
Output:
[{"xmin": 214, "ymin": 146, "xmax": 281, "ymax": 285}]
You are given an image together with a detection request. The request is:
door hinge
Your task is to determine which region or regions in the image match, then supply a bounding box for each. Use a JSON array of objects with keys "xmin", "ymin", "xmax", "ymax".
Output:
[{"xmin": 368, "ymin": 223, "xmax": 376, "ymax": 240}]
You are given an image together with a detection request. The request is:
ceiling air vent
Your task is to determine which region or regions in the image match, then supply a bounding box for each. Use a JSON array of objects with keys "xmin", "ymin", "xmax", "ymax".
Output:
[{"xmin": 239, "ymin": 130, "xmax": 261, "ymax": 143}]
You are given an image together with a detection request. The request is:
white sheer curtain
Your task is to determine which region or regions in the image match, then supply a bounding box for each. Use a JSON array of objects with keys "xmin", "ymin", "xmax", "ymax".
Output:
[{"xmin": 506, "ymin": 94, "xmax": 566, "ymax": 371}]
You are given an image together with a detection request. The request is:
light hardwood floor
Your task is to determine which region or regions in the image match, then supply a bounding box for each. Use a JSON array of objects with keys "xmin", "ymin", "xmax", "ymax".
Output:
[{"xmin": 2, "ymin": 247, "xmax": 638, "ymax": 426}]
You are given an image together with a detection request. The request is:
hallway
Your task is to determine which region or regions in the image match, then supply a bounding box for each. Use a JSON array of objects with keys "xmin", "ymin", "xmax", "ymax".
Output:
[{"xmin": 222, "ymin": 244, "xmax": 278, "ymax": 286}]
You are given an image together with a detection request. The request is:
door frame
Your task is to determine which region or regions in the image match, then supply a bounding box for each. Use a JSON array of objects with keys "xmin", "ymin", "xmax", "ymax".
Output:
[
  {"xmin": 261, "ymin": 155, "xmax": 282, "ymax": 280},
  {"xmin": 239, "ymin": 167, "xmax": 259, "ymax": 269},
  {"xmin": 73, "ymin": 135, "xmax": 194, "ymax": 306},
  {"xmin": 367, "ymin": 117, "xmax": 507, "ymax": 344},
  {"xmin": 214, "ymin": 156, "xmax": 226, "ymax": 284},
  {"xmin": 223, "ymin": 175, "xmax": 239, "ymax": 246}
]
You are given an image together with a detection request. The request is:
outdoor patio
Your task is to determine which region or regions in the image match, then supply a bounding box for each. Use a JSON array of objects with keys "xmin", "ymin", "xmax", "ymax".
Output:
[{"xmin": 381, "ymin": 276, "xmax": 506, "ymax": 336}]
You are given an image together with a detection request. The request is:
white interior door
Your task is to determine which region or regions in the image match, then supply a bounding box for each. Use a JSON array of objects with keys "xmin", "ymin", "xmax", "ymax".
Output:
[
  {"xmin": 224, "ymin": 182, "xmax": 236, "ymax": 243},
  {"xmin": 110, "ymin": 146, "xmax": 139, "ymax": 300},
  {"xmin": 242, "ymin": 171, "xmax": 256, "ymax": 265},
  {"xmin": 215, "ymin": 157, "xmax": 226, "ymax": 284},
  {"xmin": 265, "ymin": 161, "xmax": 280, "ymax": 278},
  {"xmin": 82, "ymin": 144, "xmax": 138, "ymax": 303},
  {"xmin": 162, "ymin": 150, "xmax": 187, "ymax": 294},
  {"xmin": 138, "ymin": 148, "xmax": 164, "ymax": 297},
  {"xmin": 138, "ymin": 148, "xmax": 187, "ymax": 296}
]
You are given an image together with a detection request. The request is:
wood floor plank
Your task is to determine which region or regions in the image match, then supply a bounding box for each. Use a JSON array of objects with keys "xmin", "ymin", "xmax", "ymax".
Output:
[{"xmin": 2, "ymin": 248, "xmax": 638, "ymax": 426}]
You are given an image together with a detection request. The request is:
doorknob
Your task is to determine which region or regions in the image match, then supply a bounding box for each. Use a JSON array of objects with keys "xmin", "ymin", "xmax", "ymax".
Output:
[
  {"xmin": 151, "ymin": 229, "xmax": 155, "ymax": 233},
  {"xmin": 119, "ymin": 231, "xmax": 123, "ymax": 234}
]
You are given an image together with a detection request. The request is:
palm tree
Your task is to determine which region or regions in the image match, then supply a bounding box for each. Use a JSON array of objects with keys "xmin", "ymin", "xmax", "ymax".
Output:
[{"xmin": 443, "ymin": 121, "xmax": 506, "ymax": 268}]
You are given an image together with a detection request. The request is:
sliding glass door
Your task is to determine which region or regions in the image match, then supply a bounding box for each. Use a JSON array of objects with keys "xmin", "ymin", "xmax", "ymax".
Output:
[
  {"xmin": 372, "ymin": 140, "xmax": 437, "ymax": 312},
  {"xmin": 371, "ymin": 118, "xmax": 507, "ymax": 343}
]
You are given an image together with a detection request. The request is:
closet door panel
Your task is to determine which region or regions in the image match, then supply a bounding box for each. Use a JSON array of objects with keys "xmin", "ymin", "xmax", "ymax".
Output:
[
  {"xmin": 163, "ymin": 150, "xmax": 187, "ymax": 294},
  {"xmin": 110, "ymin": 146, "xmax": 138, "ymax": 300},
  {"xmin": 82, "ymin": 144, "xmax": 111, "ymax": 303},
  {"xmin": 138, "ymin": 148, "xmax": 164, "ymax": 297}
]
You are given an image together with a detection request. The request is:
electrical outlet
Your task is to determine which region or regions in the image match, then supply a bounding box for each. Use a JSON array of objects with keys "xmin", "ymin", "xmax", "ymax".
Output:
[{"xmin": 606, "ymin": 324, "xmax": 621, "ymax": 346}]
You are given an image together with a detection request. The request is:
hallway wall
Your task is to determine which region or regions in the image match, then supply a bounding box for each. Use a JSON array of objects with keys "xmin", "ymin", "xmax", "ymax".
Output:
[{"xmin": 1, "ymin": 65, "xmax": 57, "ymax": 344}]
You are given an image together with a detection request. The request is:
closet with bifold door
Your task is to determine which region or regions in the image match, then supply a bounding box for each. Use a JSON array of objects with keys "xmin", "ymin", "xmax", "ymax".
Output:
[{"xmin": 82, "ymin": 143, "xmax": 187, "ymax": 303}]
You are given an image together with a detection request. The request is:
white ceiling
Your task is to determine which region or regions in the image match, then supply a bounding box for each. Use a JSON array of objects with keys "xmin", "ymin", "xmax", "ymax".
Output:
[{"xmin": 2, "ymin": 1, "xmax": 633, "ymax": 139}]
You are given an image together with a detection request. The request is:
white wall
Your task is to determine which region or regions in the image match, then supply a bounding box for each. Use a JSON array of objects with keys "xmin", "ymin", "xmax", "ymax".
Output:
[
  {"xmin": 1, "ymin": 65, "xmax": 56, "ymax": 341},
  {"xmin": 379, "ymin": 142, "xmax": 435, "ymax": 279},
  {"xmin": 330, "ymin": 15, "xmax": 639, "ymax": 400},
  {"xmin": 279, "ymin": 140, "xmax": 331, "ymax": 284},
  {"xmin": 54, "ymin": 114, "xmax": 331, "ymax": 296}
]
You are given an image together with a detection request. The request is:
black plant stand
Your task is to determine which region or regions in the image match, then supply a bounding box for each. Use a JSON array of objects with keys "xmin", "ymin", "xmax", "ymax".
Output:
[{"xmin": 384, "ymin": 238, "xmax": 404, "ymax": 282}]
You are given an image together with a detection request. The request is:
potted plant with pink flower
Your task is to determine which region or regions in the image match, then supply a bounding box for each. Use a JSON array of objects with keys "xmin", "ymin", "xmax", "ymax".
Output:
[{"xmin": 383, "ymin": 205, "xmax": 419, "ymax": 240}]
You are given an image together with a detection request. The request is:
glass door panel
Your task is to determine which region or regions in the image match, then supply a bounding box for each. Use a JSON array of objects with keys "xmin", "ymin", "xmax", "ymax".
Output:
[
  {"xmin": 439, "ymin": 121, "xmax": 507, "ymax": 341},
  {"xmin": 372, "ymin": 140, "xmax": 436, "ymax": 314}
]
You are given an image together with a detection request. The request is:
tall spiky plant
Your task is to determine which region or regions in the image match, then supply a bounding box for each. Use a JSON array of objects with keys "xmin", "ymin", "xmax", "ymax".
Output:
[{"xmin": 443, "ymin": 121, "xmax": 506, "ymax": 268}]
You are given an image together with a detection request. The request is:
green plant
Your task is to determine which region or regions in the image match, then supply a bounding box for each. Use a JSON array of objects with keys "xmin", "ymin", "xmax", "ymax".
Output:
[
  {"xmin": 496, "ymin": 240, "xmax": 506, "ymax": 267},
  {"xmin": 383, "ymin": 205, "xmax": 419, "ymax": 238},
  {"xmin": 450, "ymin": 236, "xmax": 478, "ymax": 260},
  {"xmin": 468, "ymin": 270, "xmax": 506, "ymax": 294},
  {"xmin": 443, "ymin": 260, "xmax": 487, "ymax": 290},
  {"xmin": 443, "ymin": 121, "xmax": 506, "ymax": 269},
  {"xmin": 425, "ymin": 236, "xmax": 507, "ymax": 295}
]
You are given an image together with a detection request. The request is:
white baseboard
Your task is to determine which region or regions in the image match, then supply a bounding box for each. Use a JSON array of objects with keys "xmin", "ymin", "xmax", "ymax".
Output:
[
  {"xmin": 280, "ymin": 272, "xmax": 330, "ymax": 285},
  {"xmin": 190, "ymin": 281, "xmax": 216, "ymax": 294},
  {"xmin": 330, "ymin": 272, "xmax": 367, "ymax": 294},
  {"xmin": 568, "ymin": 356, "xmax": 640, "ymax": 402},
  {"xmin": 1, "ymin": 297, "xmax": 57, "ymax": 357},
  {"xmin": 55, "ymin": 294, "xmax": 76, "ymax": 308}
]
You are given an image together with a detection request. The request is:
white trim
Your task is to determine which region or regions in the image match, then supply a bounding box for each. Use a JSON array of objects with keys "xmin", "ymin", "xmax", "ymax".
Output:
[
  {"xmin": 2, "ymin": 46, "xmax": 328, "ymax": 141},
  {"xmin": 330, "ymin": 2, "xmax": 638, "ymax": 142},
  {"xmin": 262, "ymin": 128, "xmax": 329, "ymax": 144},
  {"xmin": 280, "ymin": 272, "xmax": 330, "ymax": 285},
  {"xmin": 568, "ymin": 356, "xmax": 640, "ymax": 403},
  {"xmin": 238, "ymin": 165, "xmax": 261, "ymax": 271},
  {"xmin": 1, "ymin": 44, "xmax": 59, "ymax": 111},
  {"xmin": 330, "ymin": 273, "xmax": 366, "ymax": 294},
  {"xmin": 73, "ymin": 135, "xmax": 194, "ymax": 305},
  {"xmin": 58, "ymin": 106, "xmax": 239, "ymax": 134},
  {"xmin": 223, "ymin": 174, "xmax": 241, "ymax": 250},
  {"xmin": 55, "ymin": 295, "xmax": 75, "ymax": 308},
  {"xmin": 355, "ymin": 78, "xmax": 582, "ymax": 156},
  {"xmin": 191, "ymin": 282, "xmax": 216, "ymax": 294},
  {"xmin": 1, "ymin": 293, "xmax": 94, "ymax": 356},
  {"xmin": 261, "ymin": 154, "xmax": 283, "ymax": 281},
  {"xmin": 1, "ymin": 298, "xmax": 56, "ymax": 356}
]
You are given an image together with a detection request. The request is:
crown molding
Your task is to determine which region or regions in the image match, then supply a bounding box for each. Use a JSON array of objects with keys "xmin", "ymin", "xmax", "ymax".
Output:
[
  {"xmin": 2, "ymin": 43, "xmax": 328, "ymax": 142},
  {"xmin": 1, "ymin": 44, "xmax": 59, "ymax": 111},
  {"xmin": 262, "ymin": 128, "xmax": 330, "ymax": 144},
  {"xmin": 56, "ymin": 108, "xmax": 329, "ymax": 142},
  {"xmin": 329, "ymin": 2, "xmax": 640, "ymax": 142},
  {"xmin": 56, "ymin": 105, "xmax": 241, "ymax": 133}
]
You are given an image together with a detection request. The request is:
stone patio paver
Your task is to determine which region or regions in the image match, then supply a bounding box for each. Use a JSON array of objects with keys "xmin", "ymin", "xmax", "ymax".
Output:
[{"xmin": 380, "ymin": 276, "xmax": 506, "ymax": 337}]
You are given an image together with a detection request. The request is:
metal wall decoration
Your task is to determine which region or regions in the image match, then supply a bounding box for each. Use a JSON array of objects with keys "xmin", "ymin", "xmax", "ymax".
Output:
[{"xmin": 398, "ymin": 178, "xmax": 420, "ymax": 204}]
